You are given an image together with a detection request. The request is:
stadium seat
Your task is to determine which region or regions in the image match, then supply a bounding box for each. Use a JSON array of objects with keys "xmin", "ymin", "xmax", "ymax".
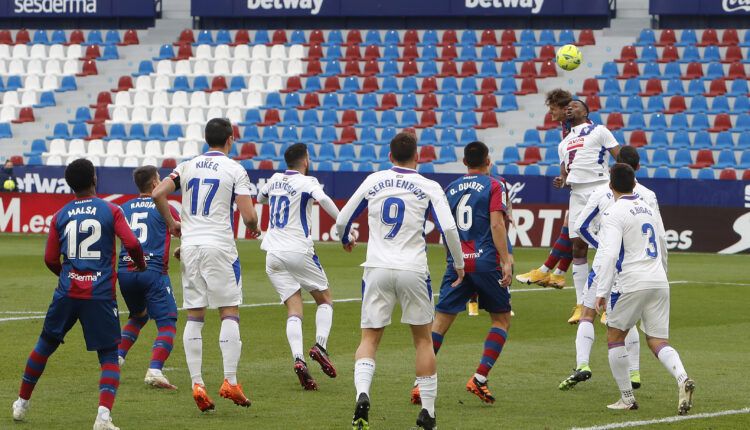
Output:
[
  {"xmin": 715, "ymin": 149, "xmax": 737, "ymax": 168},
  {"xmin": 697, "ymin": 168, "xmax": 715, "ymax": 180},
  {"xmin": 690, "ymin": 149, "xmax": 715, "ymax": 168},
  {"xmin": 718, "ymin": 168, "xmax": 737, "ymax": 180}
]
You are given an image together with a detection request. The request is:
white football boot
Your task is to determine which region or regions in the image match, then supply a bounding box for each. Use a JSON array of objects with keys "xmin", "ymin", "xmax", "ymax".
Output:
[
  {"xmin": 12, "ymin": 398, "xmax": 29, "ymax": 421},
  {"xmin": 144, "ymin": 369, "xmax": 177, "ymax": 390}
]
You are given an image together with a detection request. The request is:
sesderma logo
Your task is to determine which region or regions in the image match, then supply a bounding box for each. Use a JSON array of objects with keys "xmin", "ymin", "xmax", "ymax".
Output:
[
  {"xmin": 14, "ymin": 0, "xmax": 97, "ymax": 14},
  {"xmin": 723, "ymin": 0, "xmax": 750, "ymax": 12},
  {"xmin": 247, "ymin": 0, "xmax": 324, "ymax": 15}
]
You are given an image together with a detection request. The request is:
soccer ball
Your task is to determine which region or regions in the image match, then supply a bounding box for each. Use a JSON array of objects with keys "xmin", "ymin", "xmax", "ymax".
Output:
[
  {"xmin": 3, "ymin": 179, "xmax": 14, "ymax": 191},
  {"xmin": 556, "ymin": 44, "xmax": 582, "ymax": 71}
]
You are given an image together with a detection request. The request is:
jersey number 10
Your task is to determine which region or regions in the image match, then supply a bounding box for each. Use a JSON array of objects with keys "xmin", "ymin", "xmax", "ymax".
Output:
[{"xmin": 269, "ymin": 195, "xmax": 290, "ymax": 229}]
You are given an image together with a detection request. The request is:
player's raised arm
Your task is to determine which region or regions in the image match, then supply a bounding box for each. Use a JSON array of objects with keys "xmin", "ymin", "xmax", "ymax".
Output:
[
  {"xmin": 112, "ymin": 204, "xmax": 146, "ymax": 271},
  {"xmin": 335, "ymin": 180, "xmax": 369, "ymax": 250},
  {"xmin": 152, "ymin": 171, "xmax": 179, "ymax": 237},
  {"xmin": 43, "ymin": 213, "xmax": 62, "ymax": 276}
]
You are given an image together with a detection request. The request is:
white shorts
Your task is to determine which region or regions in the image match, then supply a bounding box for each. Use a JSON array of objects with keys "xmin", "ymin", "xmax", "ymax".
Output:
[
  {"xmin": 181, "ymin": 245, "xmax": 243, "ymax": 309},
  {"xmin": 361, "ymin": 267, "xmax": 433, "ymax": 329},
  {"xmin": 607, "ymin": 289, "xmax": 670, "ymax": 339},
  {"xmin": 568, "ymin": 181, "xmax": 606, "ymax": 239},
  {"xmin": 266, "ymin": 251, "xmax": 329, "ymax": 303}
]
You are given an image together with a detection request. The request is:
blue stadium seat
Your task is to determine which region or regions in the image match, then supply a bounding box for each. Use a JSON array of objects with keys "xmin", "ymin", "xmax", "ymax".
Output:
[
  {"xmin": 435, "ymin": 94, "xmax": 458, "ymax": 112},
  {"xmin": 322, "ymin": 60, "xmax": 342, "ymax": 77},
  {"xmin": 377, "ymin": 145, "xmax": 390, "ymax": 162},
  {"xmin": 318, "ymin": 161, "xmax": 334, "ymax": 171},
  {"xmin": 377, "ymin": 76, "xmax": 398, "ymax": 95},
  {"xmin": 357, "ymin": 161, "xmax": 374, "ymax": 172},
  {"xmin": 693, "ymin": 131, "xmax": 712, "ymax": 149},
  {"xmin": 239, "ymin": 125, "xmax": 260, "ymax": 143},
  {"xmin": 637, "ymin": 45, "xmax": 658, "ymax": 63},
  {"xmin": 689, "ymin": 113, "xmax": 710, "ymax": 132},
  {"xmin": 50, "ymin": 29, "xmax": 67, "ymax": 45},
  {"xmin": 239, "ymin": 159, "xmax": 254, "ymax": 170},
  {"xmin": 679, "ymin": 45, "xmax": 700, "ymax": 63},
  {"xmin": 360, "ymin": 127, "xmax": 378, "ymax": 144},
  {"xmin": 56, "ymin": 76, "xmax": 77, "ymax": 92},
  {"xmin": 458, "ymin": 45, "xmax": 477, "ymax": 61},
  {"xmin": 397, "ymin": 94, "xmax": 418, "ymax": 111},
  {"xmin": 537, "ymin": 29, "xmax": 556, "ymax": 46},
  {"xmin": 687, "ymin": 95, "xmax": 708, "ymax": 113},
  {"xmin": 418, "ymin": 163, "xmax": 435, "ymax": 174},
  {"xmin": 477, "ymin": 60, "xmax": 498, "ymax": 78},
  {"xmin": 734, "ymin": 114, "xmax": 750, "ymax": 132},
  {"xmin": 380, "ymin": 60, "xmax": 399, "ymax": 77},
  {"xmin": 323, "ymin": 30, "xmax": 341, "ymax": 46},
  {"xmin": 226, "ymin": 76, "xmax": 246, "ymax": 92},
  {"xmin": 438, "ymin": 128, "xmax": 458, "ymax": 146},
  {"xmin": 380, "ymin": 110, "xmax": 398, "ymax": 128},
  {"xmin": 670, "ymin": 113, "xmax": 690, "ymax": 131},
  {"xmin": 436, "ymin": 147, "xmax": 457, "ymax": 164},
  {"xmin": 686, "ymin": 79, "xmax": 706, "ymax": 96},
  {"xmin": 498, "ymin": 76, "xmax": 518, "ymax": 94},
  {"xmin": 545, "ymin": 164, "xmax": 561, "ymax": 177},
  {"xmin": 739, "ymin": 132, "xmax": 750, "ymax": 149},
  {"xmin": 518, "ymin": 129, "xmax": 542, "ymax": 147},
  {"xmin": 652, "ymin": 166, "xmax": 671, "ymax": 178},
  {"xmin": 170, "ymin": 76, "xmax": 190, "ymax": 92},
  {"xmin": 355, "ymin": 111, "xmax": 376, "ymax": 128},
  {"xmin": 281, "ymin": 125, "xmax": 299, "ymax": 143},
  {"xmin": 301, "ymin": 76, "xmax": 322, "ymax": 93},
  {"xmin": 24, "ymin": 140, "xmax": 47, "ymax": 157},
  {"xmin": 524, "ymin": 164, "xmax": 541, "ymax": 175},
  {"xmin": 460, "ymin": 76, "xmax": 478, "ymax": 94},
  {"xmin": 460, "ymin": 128, "xmax": 477, "ymax": 146},
  {"xmin": 675, "ymin": 167, "xmax": 692, "ymax": 179},
  {"xmin": 239, "ymin": 109, "xmax": 262, "ymax": 126},
  {"xmin": 459, "ymin": 30, "xmax": 478, "ymax": 47},
  {"xmin": 480, "ymin": 45, "xmax": 497, "ymax": 61},
  {"xmin": 543, "ymin": 129, "xmax": 561, "ymax": 146},
  {"xmin": 432, "ymin": 76, "xmax": 456, "ymax": 94},
  {"xmin": 732, "ymin": 96, "xmax": 749, "ymax": 114},
  {"xmin": 365, "ymin": 30, "xmax": 383, "ymax": 46},
  {"xmin": 459, "ymin": 112, "xmax": 478, "ymax": 128},
  {"xmin": 436, "ymin": 111, "xmax": 457, "ymax": 129},
  {"xmin": 697, "ymin": 168, "xmax": 715, "ymax": 180},
  {"xmin": 636, "ymin": 167, "xmax": 649, "ymax": 178},
  {"xmin": 360, "ymin": 144, "xmax": 377, "ymax": 162},
  {"xmin": 323, "ymin": 45, "xmax": 341, "ymax": 61},
  {"xmin": 84, "ymin": 30, "xmax": 103, "ymax": 46},
  {"xmin": 401, "ymin": 111, "xmax": 419, "ymax": 128},
  {"xmin": 738, "ymin": 150, "xmax": 750, "ymax": 168},
  {"xmin": 341, "ymin": 76, "xmax": 360, "ymax": 93},
  {"xmin": 261, "ymin": 125, "xmax": 280, "ymax": 143},
  {"xmin": 499, "ymin": 61, "xmax": 516, "ymax": 77},
  {"xmin": 0, "ymin": 123, "xmax": 12, "ymax": 138},
  {"xmin": 558, "ymin": 29, "xmax": 575, "ymax": 45},
  {"xmin": 419, "ymin": 128, "xmax": 438, "ymax": 145},
  {"xmin": 517, "ymin": 45, "xmax": 536, "ymax": 61},
  {"xmin": 104, "ymin": 30, "xmax": 121, "ymax": 45},
  {"xmin": 625, "ymin": 95, "xmax": 644, "ymax": 113},
  {"xmin": 621, "ymin": 78, "xmax": 641, "ymax": 96},
  {"xmin": 457, "ymin": 94, "xmax": 476, "ymax": 112},
  {"xmin": 502, "ymin": 147, "xmax": 520, "ymax": 163},
  {"xmin": 153, "ymin": 44, "xmax": 174, "ymax": 61},
  {"xmin": 27, "ymin": 155, "xmax": 42, "ymax": 166},
  {"xmin": 650, "ymin": 130, "xmax": 669, "ymax": 148},
  {"xmin": 651, "ymin": 148, "xmax": 671, "ymax": 166},
  {"xmin": 71, "ymin": 123, "xmax": 88, "ymax": 139},
  {"xmin": 706, "ymin": 62, "xmax": 724, "ymax": 79},
  {"xmin": 645, "ymin": 95, "xmax": 665, "ymax": 113},
  {"xmin": 596, "ymin": 62, "xmax": 619, "ymax": 79},
  {"xmin": 338, "ymin": 145, "xmax": 356, "ymax": 161},
  {"xmin": 279, "ymin": 110, "xmax": 300, "ymax": 127},
  {"xmin": 612, "ymin": 129, "xmax": 626, "ymax": 145},
  {"xmin": 662, "ymin": 62, "xmax": 682, "ymax": 80},
  {"xmin": 708, "ymin": 95, "xmax": 730, "ymax": 115},
  {"xmin": 69, "ymin": 107, "xmax": 91, "ymax": 124},
  {"xmin": 5, "ymin": 76, "xmax": 22, "ymax": 91},
  {"xmin": 497, "ymin": 94, "xmax": 518, "ymax": 112},
  {"xmin": 166, "ymin": 124, "xmax": 183, "ymax": 140},
  {"xmin": 714, "ymin": 149, "xmax": 736, "ymax": 168},
  {"xmin": 503, "ymin": 164, "xmax": 520, "ymax": 175},
  {"xmin": 599, "ymin": 78, "xmax": 621, "ymax": 96},
  {"xmin": 645, "ymin": 113, "xmax": 667, "ymax": 131},
  {"xmin": 418, "ymin": 61, "xmax": 438, "ymax": 77},
  {"xmin": 676, "ymin": 29, "xmax": 697, "ymax": 47},
  {"xmin": 421, "ymin": 30, "xmax": 439, "ymax": 46},
  {"xmin": 517, "ymin": 29, "xmax": 536, "ymax": 46},
  {"xmin": 635, "ymin": 29, "xmax": 656, "ymax": 46},
  {"xmin": 127, "ymin": 124, "xmax": 146, "ymax": 140},
  {"xmin": 214, "ymin": 29, "xmax": 231, "ymax": 45},
  {"xmin": 195, "ymin": 30, "xmax": 214, "ymax": 46},
  {"xmin": 636, "ymin": 147, "xmax": 650, "ymax": 165},
  {"xmin": 299, "ymin": 126, "xmax": 318, "ymax": 144},
  {"xmin": 147, "ymin": 124, "xmax": 166, "ymax": 141},
  {"xmin": 715, "ymin": 132, "xmax": 735, "ymax": 149},
  {"xmin": 663, "ymin": 78, "xmax": 684, "ymax": 96},
  {"xmin": 264, "ymin": 93, "xmax": 283, "ymax": 109},
  {"xmin": 289, "ymin": 30, "xmax": 306, "ymax": 45},
  {"xmin": 258, "ymin": 143, "xmax": 278, "ymax": 160},
  {"xmin": 703, "ymin": 46, "xmax": 721, "ymax": 64},
  {"xmin": 641, "ymin": 62, "xmax": 661, "ymax": 79},
  {"xmin": 672, "ymin": 131, "xmax": 691, "ymax": 149},
  {"xmin": 32, "ymin": 29, "xmax": 49, "ymax": 45},
  {"xmin": 192, "ymin": 76, "xmax": 209, "ymax": 92},
  {"xmin": 382, "ymin": 44, "xmax": 401, "ymax": 61},
  {"xmin": 319, "ymin": 125, "xmax": 338, "ymax": 143},
  {"xmin": 728, "ymin": 80, "xmax": 749, "ymax": 97},
  {"xmin": 539, "ymin": 148, "xmax": 560, "ymax": 165},
  {"xmin": 378, "ymin": 127, "xmax": 397, "ymax": 145},
  {"xmin": 132, "ymin": 60, "xmax": 154, "ymax": 77},
  {"xmin": 673, "ymin": 149, "xmax": 693, "ymax": 167}
]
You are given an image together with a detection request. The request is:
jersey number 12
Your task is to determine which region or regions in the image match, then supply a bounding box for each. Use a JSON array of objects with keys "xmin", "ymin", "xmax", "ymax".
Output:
[{"xmin": 64, "ymin": 219, "xmax": 101, "ymax": 259}]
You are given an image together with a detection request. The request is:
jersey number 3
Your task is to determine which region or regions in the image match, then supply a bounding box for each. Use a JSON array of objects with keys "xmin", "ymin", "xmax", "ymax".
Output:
[{"xmin": 641, "ymin": 223, "xmax": 658, "ymax": 259}]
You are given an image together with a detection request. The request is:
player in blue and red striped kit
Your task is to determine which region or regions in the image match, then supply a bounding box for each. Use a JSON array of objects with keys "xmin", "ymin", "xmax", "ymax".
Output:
[
  {"xmin": 12, "ymin": 159, "xmax": 146, "ymax": 430},
  {"xmin": 116, "ymin": 166, "xmax": 180, "ymax": 390},
  {"xmin": 412, "ymin": 141, "xmax": 513, "ymax": 406}
]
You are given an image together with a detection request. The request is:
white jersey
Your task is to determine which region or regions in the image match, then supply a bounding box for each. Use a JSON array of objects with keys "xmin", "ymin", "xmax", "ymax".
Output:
[
  {"xmin": 336, "ymin": 167, "xmax": 463, "ymax": 273},
  {"xmin": 592, "ymin": 194, "xmax": 669, "ymax": 298},
  {"xmin": 558, "ymin": 123, "xmax": 619, "ymax": 185},
  {"xmin": 575, "ymin": 181, "xmax": 659, "ymax": 249},
  {"xmin": 259, "ymin": 170, "xmax": 328, "ymax": 253},
  {"xmin": 170, "ymin": 151, "xmax": 252, "ymax": 249}
]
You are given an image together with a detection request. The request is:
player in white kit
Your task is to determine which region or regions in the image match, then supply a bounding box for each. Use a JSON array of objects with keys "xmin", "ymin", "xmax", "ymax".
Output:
[
  {"xmin": 258, "ymin": 143, "xmax": 343, "ymax": 390},
  {"xmin": 557, "ymin": 100, "xmax": 620, "ymax": 329},
  {"xmin": 592, "ymin": 164, "xmax": 694, "ymax": 414},
  {"xmin": 559, "ymin": 146, "xmax": 653, "ymax": 390},
  {"xmin": 153, "ymin": 118, "xmax": 261, "ymax": 412},
  {"xmin": 336, "ymin": 133, "xmax": 465, "ymax": 430}
]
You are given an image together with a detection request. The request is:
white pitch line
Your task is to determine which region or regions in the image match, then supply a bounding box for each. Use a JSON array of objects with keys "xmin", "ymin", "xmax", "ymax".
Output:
[{"xmin": 571, "ymin": 407, "xmax": 750, "ymax": 430}]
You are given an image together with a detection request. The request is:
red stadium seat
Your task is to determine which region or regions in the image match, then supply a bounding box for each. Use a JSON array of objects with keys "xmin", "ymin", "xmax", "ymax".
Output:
[
  {"xmin": 707, "ymin": 114, "xmax": 732, "ymax": 132},
  {"xmin": 0, "ymin": 30, "xmax": 12, "ymax": 45},
  {"xmin": 436, "ymin": 61, "xmax": 458, "ymax": 78},
  {"xmin": 459, "ymin": 61, "xmax": 478, "ymax": 77},
  {"xmin": 606, "ymin": 112, "xmax": 625, "ymax": 130},
  {"xmin": 68, "ymin": 29, "xmax": 84, "ymax": 45},
  {"xmin": 585, "ymin": 94, "xmax": 601, "ymax": 112},
  {"xmin": 577, "ymin": 29, "xmax": 596, "ymax": 46},
  {"xmin": 342, "ymin": 60, "xmax": 361, "ymax": 77},
  {"xmin": 658, "ymin": 45, "xmax": 679, "ymax": 63},
  {"xmin": 396, "ymin": 60, "xmax": 418, "ymax": 77},
  {"xmin": 689, "ymin": 149, "xmax": 715, "ymax": 168},
  {"xmin": 87, "ymin": 105, "xmax": 110, "ymax": 124},
  {"xmin": 320, "ymin": 76, "xmax": 341, "ymax": 93},
  {"xmin": 539, "ymin": 60, "xmax": 558, "ymax": 78},
  {"xmin": 112, "ymin": 76, "xmax": 133, "ymax": 92},
  {"xmin": 536, "ymin": 45, "xmax": 556, "ymax": 62},
  {"xmin": 720, "ymin": 29, "xmax": 739, "ymax": 46},
  {"xmin": 697, "ymin": 29, "xmax": 719, "ymax": 47},
  {"xmin": 307, "ymin": 30, "xmax": 324, "ymax": 46},
  {"xmin": 655, "ymin": 29, "xmax": 676, "ymax": 46},
  {"xmin": 514, "ymin": 77, "xmax": 538, "ymax": 95},
  {"xmin": 727, "ymin": 62, "xmax": 747, "ymax": 80},
  {"xmin": 440, "ymin": 30, "xmax": 458, "ymax": 46},
  {"xmin": 173, "ymin": 43, "xmax": 192, "ymax": 61},
  {"xmin": 743, "ymin": 170, "xmax": 750, "ymax": 181},
  {"xmin": 305, "ymin": 44, "xmax": 323, "ymax": 60},
  {"xmin": 232, "ymin": 125, "xmax": 241, "ymax": 140},
  {"xmin": 629, "ymin": 130, "xmax": 647, "ymax": 147},
  {"xmin": 343, "ymin": 44, "xmax": 361, "ymax": 61},
  {"xmin": 517, "ymin": 146, "xmax": 541, "ymax": 165},
  {"xmin": 577, "ymin": 78, "xmax": 601, "ymax": 97},
  {"xmin": 12, "ymin": 107, "xmax": 34, "ymax": 124},
  {"xmin": 83, "ymin": 44, "xmax": 101, "ymax": 60},
  {"xmin": 664, "ymin": 95, "xmax": 687, "ymax": 114},
  {"xmin": 236, "ymin": 143, "xmax": 257, "ymax": 160},
  {"xmin": 345, "ymin": 30, "xmax": 363, "ymax": 46},
  {"xmin": 334, "ymin": 126, "xmax": 357, "ymax": 144},
  {"xmin": 77, "ymin": 59, "xmax": 98, "ymax": 76},
  {"xmin": 498, "ymin": 44, "xmax": 516, "ymax": 61},
  {"xmin": 416, "ymin": 93, "xmax": 438, "ymax": 111},
  {"xmin": 336, "ymin": 110, "xmax": 359, "ymax": 127},
  {"xmin": 209, "ymin": 76, "xmax": 227, "ymax": 92},
  {"xmin": 175, "ymin": 29, "xmax": 194, "ymax": 45},
  {"xmin": 376, "ymin": 93, "xmax": 398, "ymax": 111},
  {"xmin": 258, "ymin": 160, "xmax": 274, "ymax": 170},
  {"xmin": 280, "ymin": 76, "xmax": 302, "ymax": 93},
  {"xmin": 618, "ymin": 61, "xmax": 640, "ymax": 79},
  {"xmin": 301, "ymin": 60, "xmax": 322, "ymax": 77},
  {"xmin": 357, "ymin": 76, "xmax": 379, "ymax": 93},
  {"xmin": 418, "ymin": 145, "xmax": 437, "ymax": 163},
  {"xmin": 476, "ymin": 94, "xmax": 498, "ymax": 112},
  {"xmin": 719, "ymin": 168, "xmax": 737, "ymax": 180},
  {"xmin": 475, "ymin": 111, "xmax": 499, "ymax": 129},
  {"xmin": 232, "ymin": 30, "xmax": 250, "ymax": 46},
  {"xmin": 401, "ymin": 44, "xmax": 419, "ymax": 61},
  {"xmin": 10, "ymin": 155, "xmax": 24, "ymax": 166},
  {"xmin": 500, "ymin": 29, "xmax": 517, "ymax": 45},
  {"xmin": 271, "ymin": 30, "xmax": 287, "ymax": 45},
  {"xmin": 258, "ymin": 109, "xmax": 281, "ymax": 126},
  {"xmin": 682, "ymin": 62, "xmax": 703, "ymax": 80},
  {"xmin": 476, "ymin": 77, "xmax": 498, "ymax": 95},
  {"xmin": 416, "ymin": 77, "xmax": 438, "ymax": 94},
  {"xmin": 615, "ymin": 45, "xmax": 637, "ymax": 63},
  {"xmin": 704, "ymin": 79, "xmax": 728, "ymax": 97},
  {"xmin": 161, "ymin": 158, "xmax": 177, "ymax": 169},
  {"xmin": 87, "ymin": 123, "xmax": 107, "ymax": 140},
  {"xmin": 90, "ymin": 91, "xmax": 112, "ymax": 108},
  {"xmin": 363, "ymin": 44, "xmax": 381, "ymax": 60},
  {"xmin": 438, "ymin": 44, "xmax": 457, "ymax": 61},
  {"xmin": 536, "ymin": 112, "xmax": 559, "ymax": 130},
  {"xmin": 515, "ymin": 60, "xmax": 537, "ymax": 78},
  {"xmin": 15, "ymin": 29, "xmax": 30, "ymax": 45},
  {"xmin": 414, "ymin": 111, "xmax": 437, "ymax": 129},
  {"xmin": 402, "ymin": 30, "xmax": 420, "ymax": 46},
  {"xmin": 640, "ymin": 78, "xmax": 664, "ymax": 96},
  {"xmin": 479, "ymin": 29, "xmax": 498, "ymax": 46},
  {"xmin": 362, "ymin": 59, "xmax": 380, "ymax": 77},
  {"xmin": 722, "ymin": 45, "xmax": 743, "ymax": 64}
]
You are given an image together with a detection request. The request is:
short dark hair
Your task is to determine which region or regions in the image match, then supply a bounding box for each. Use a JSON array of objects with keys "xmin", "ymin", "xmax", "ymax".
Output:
[
  {"xmin": 617, "ymin": 146, "xmax": 640, "ymax": 171},
  {"xmin": 133, "ymin": 165, "xmax": 158, "ymax": 193},
  {"xmin": 205, "ymin": 118, "xmax": 233, "ymax": 148},
  {"xmin": 284, "ymin": 143, "xmax": 308, "ymax": 167},
  {"xmin": 65, "ymin": 158, "xmax": 96, "ymax": 193},
  {"xmin": 610, "ymin": 163, "xmax": 636, "ymax": 194},
  {"xmin": 390, "ymin": 132, "xmax": 417, "ymax": 163},
  {"xmin": 464, "ymin": 141, "xmax": 489, "ymax": 168},
  {"xmin": 545, "ymin": 89, "xmax": 573, "ymax": 108}
]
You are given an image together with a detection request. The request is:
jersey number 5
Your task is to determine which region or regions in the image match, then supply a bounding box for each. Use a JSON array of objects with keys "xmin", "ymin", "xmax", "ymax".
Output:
[
  {"xmin": 186, "ymin": 178, "xmax": 220, "ymax": 216},
  {"xmin": 641, "ymin": 223, "xmax": 658, "ymax": 259},
  {"xmin": 381, "ymin": 197, "xmax": 405, "ymax": 240},
  {"xmin": 64, "ymin": 219, "xmax": 102, "ymax": 259},
  {"xmin": 129, "ymin": 212, "xmax": 148, "ymax": 243}
]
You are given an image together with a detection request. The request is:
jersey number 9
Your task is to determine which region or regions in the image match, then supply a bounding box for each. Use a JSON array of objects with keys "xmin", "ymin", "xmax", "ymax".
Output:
[{"xmin": 381, "ymin": 197, "xmax": 405, "ymax": 240}]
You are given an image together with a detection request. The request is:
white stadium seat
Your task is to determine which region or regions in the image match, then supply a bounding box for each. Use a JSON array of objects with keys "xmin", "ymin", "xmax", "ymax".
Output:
[
  {"xmin": 110, "ymin": 106, "xmax": 129, "ymax": 123},
  {"xmin": 193, "ymin": 60, "xmax": 210, "ymax": 76},
  {"xmin": 231, "ymin": 59, "xmax": 248, "ymax": 75},
  {"xmin": 189, "ymin": 92, "xmax": 207, "ymax": 107},
  {"xmin": 183, "ymin": 124, "xmax": 203, "ymax": 141},
  {"xmin": 103, "ymin": 156, "xmax": 120, "ymax": 167},
  {"xmin": 142, "ymin": 156, "xmax": 159, "ymax": 166},
  {"xmin": 48, "ymin": 44, "xmax": 65, "ymax": 60},
  {"xmin": 62, "ymin": 59, "xmax": 78, "ymax": 75},
  {"xmin": 213, "ymin": 60, "xmax": 230, "ymax": 75},
  {"xmin": 66, "ymin": 45, "xmax": 82, "ymax": 60},
  {"xmin": 227, "ymin": 92, "xmax": 244, "ymax": 108},
  {"xmin": 215, "ymin": 44, "xmax": 231, "ymax": 60},
  {"xmin": 0, "ymin": 106, "xmax": 15, "ymax": 122},
  {"xmin": 106, "ymin": 140, "xmax": 125, "ymax": 156},
  {"xmin": 67, "ymin": 139, "xmax": 86, "ymax": 156},
  {"xmin": 125, "ymin": 140, "xmax": 143, "ymax": 156},
  {"xmin": 266, "ymin": 75, "xmax": 283, "ymax": 92},
  {"xmin": 122, "ymin": 156, "xmax": 139, "ymax": 167},
  {"xmin": 163, "ymin": 140, "xmax": 181, "ymax": 158},
  {"xmin": 46, "ymin": 155, "xmax": 64, "ymax": 166},
  {"xmin": 168, "ymin": 107, "xmax": 187, "ymax": 124},
  {"xmin": 44, "ymin": 60, "xmax": 62, "ymax": 76},
  {"xmin": 130, "ymin": 106, "xmax": 149, "ymax": 123},
  {"xmin": 12, "ymin": 44, "xmax": 29, "ymax": 59},
  {"xmin": 187, "ymin": 107, "xmax": 205, "ymax": 124},
  {"xmin": 114, "ymin": 91, "xmax": 132, "ymax": 107},
  {"xmin": 288, "ymin": 44, "xmax": 304, "ymax": 60},
  {"xmin": 144, "ymin": 140, "xmax": 162, "ymax": 157},
  {"xmin": 133, "ymin": 91, "xmax": 151, "ymax": 107},
  {"xmin": 182, "ymin": 140, "xmax": 199, "ymax": 158},
  {"xmin": 152, "ymin": 91, "xmax": 169, "ymax": 108},
  {"xmin": 195, "ymin": 44, "xmax": 212, "ymax": 60},
  {"xmin": 252, "ymin": 44, "xmax": 268, "ymax": 60},
  {"xmin": 29, "ymin": 44, "xmax": 47, "ymax": 60},
  {"xmin": 206, "ymin": 107, "xmax": 223, "ymax": 121},
  {"xmin": 46, "ymin": 139, "xmax": 67, "ymax": 156},
  {"xmin": 208, "ymin": 92, "xmax": 225, "ymax": 108},
  {"xmin": 270, "ymin": 44, "xmax": 286, "ymax": 60},
  {"xmin": 151, "ymin": 106, "xmax": 168, "ymax": 124},
  {"xmin": 234, "ymin": 45, "xmax": 250, "ymax": 59},
  {"xmin": 156, "ymin": 60, "xmax": 173, "ymax": 75},
  {"xmin": 87, "ymin": 139, "xmax": 105, "ymax": 156},
  {"xmin": 171, "ymin": 91, "xmax": 189, "ymax": 108}
]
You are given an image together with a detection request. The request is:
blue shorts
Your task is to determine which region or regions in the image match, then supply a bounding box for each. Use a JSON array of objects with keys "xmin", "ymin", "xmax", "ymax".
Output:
[
  {"xmin": 435, "ymin": 269, "xmax": 511, "ymax": 315},
  {"xmin": 118, "ymin": 271, "xmax": 178, "ymax": 322},
  {"xmin": 43, "ymin": 295, "xmax": 120, "ymax": 351}
]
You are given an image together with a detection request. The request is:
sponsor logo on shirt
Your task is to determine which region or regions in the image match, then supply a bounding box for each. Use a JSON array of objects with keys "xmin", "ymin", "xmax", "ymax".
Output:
[{"xmin": 68, "ymin": 271, "xmax": 101, "ymax": 282}]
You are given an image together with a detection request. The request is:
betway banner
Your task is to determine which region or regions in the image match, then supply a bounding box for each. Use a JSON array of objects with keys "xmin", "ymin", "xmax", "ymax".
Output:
[
  {"xmin": 1, "ymin": 192, "xmax": 749, "ymax": 254},
  {"xmin": 192, "ymin": 0, "xmax": 609, "ymax": 18},
  {"xmin": 0, "ymin": 0, "xmax": 155, "ymax": 17},
  {"xmin": 650, "ymin": 0, "xmax": 750, "ymax": 15}
]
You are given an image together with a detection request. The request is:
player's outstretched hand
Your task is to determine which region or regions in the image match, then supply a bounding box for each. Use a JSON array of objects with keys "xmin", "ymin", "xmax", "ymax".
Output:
[
  {"xmin": 342, "ymin": 241, "xmax": 355, "ymax": 253},
  {"xmin": 169, "ymin": 221, "xmax": 181, "ymax": 238},
  {"xmin": 501, "ymin": 261, "xmax": 513, "ymax": 287},
  {"xmin": 451, "ymin": 267, "xmax": 465, "ymax": 287},
  {"xmin": 173, "ymin": 247, "xmax": 181, "ymax": 261},
  {"xmin": 595, "ymin": 297, "xmax": 606, "ymax": 314},
  {"xmin": 552, "ymin": 176, "xmax": 564, "ymax": 189},
  {"xmin": 247, "ymin": 225, "xmax": 261, "ymax": 239}
]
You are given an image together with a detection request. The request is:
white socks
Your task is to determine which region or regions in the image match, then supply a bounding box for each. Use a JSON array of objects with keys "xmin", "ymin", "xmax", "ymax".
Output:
[
  {"xmin": 183, "ymin": 319, "xmax": 204, "ymax": 385},
  {"xmin": 608, "ymin": 345, "xmax": 635, "ymax": 404},
  {"xmin": 315, "ymin": 304, "xmax": 333, "ymax": 349},
  {"xmin": 286, "ymin": 315, "xmax": 304, "ymax": 361},
  {"xmin": 553, "ymin": 268, "xmax": 565, "ymax": 275},
  {"xmin": 575, "ymin": 320, "xmax": 595, "ymax": 368},
  {"xmin": 219, "ymin": 317, "xmax": 242, "ymax": 385},
  {"xmin": 625, "ymin": 327, "xmax": 640, "ymax": 373},
  {"xmin": 96, "ymin": 406, "xmax": 111, "ymax": 421},
  {"xmin": 416, "ymin": 374, "xmax": 437, "ymax": 418},
  {"xmin": 538, "ymin": 265, "xmax": 550, "ymax": 273},
  {"xmin": 657, "ymin": 345, "xmax": 688, "ymax": 385},
  {"xmin": 572, "ymin": 262, "xmax": 588, "ymax": 305},
  {"xmin": 354, "ymin": 358, "xmax": 376, "ymax": 400}
]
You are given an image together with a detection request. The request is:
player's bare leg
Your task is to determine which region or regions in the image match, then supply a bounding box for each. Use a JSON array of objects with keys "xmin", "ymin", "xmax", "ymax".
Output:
[
  {"xmin": 647, "ymin": 337, "xmax": 694, "ymax": 415},
  {"xmin": 352, "ymin": 328, "xmax": 384, "ymax": 430},
  {"xmin": 284, "ymin": 291, "xmax": 318, "ymax": 390},
  {"xmin": 466, "ymin": 312, "xmax": 509, "ymax": 404},
  {"xmin": 411, "ymin": 323, "xmax": 437, "ymax": 429},
  {"xmin": 184, "ymin": 308, "xmax": 215, "ymax": 412},
  {"xmin": 217, "ymin": 306, "xmax": 251, "ymax": 407},
  {"xmin": 411, "ymin": 312, "xmax": 456, "ymax": 404},
  {"xmin": 569, "ymin": 238, "xmax": 589, "ymax": 324},
  {"xmin": 309, "ymin": 289, "xmax": 336, "ymax": 378}
]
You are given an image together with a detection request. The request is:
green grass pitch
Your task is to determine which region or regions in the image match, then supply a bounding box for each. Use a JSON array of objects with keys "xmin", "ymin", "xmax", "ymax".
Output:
[{"xmin": 0, "ymin": 233, "xmax": 748, "ymax": 429}]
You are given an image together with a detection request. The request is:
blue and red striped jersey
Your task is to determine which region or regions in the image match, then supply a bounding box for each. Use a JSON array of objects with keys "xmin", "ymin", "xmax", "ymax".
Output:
[
  {"xmin": 44, "ymin": 197, "xmax": 145, "ymax": 300},
  {"xmin": 117, "ymin": 196, "xmax": 179, "ymax": 274},
  {"xmin": 444, "ymin": 175, "xmax": 507, "ymax": 273}
]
